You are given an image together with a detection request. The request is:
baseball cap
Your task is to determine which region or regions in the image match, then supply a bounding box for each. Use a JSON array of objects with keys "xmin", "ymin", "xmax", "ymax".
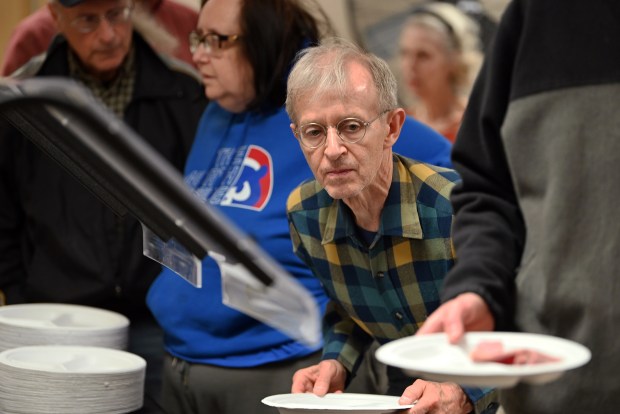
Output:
[{"xmin": 57, "ymin": 0, "xmax": 88, "ymax": 6}]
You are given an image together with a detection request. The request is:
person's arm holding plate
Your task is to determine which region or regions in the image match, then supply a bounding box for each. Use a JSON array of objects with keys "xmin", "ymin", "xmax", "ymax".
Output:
[
  {"xmin": 287, "ymin": 258, "xmax": 374, "ymax": 394},
  {"xmin": 399, "ymin": 381, "xmax": 473, "ymax": 414},
  {"xmin": 289, "ymin": 276, "xmax": 477, "ymax": 414},
  {"xmin": 291, "ymin": 359, "xmax": 347, "ymax": 395},
  {"xmin": 417, "ymin": 293, "xmax": 495, "ymax": 343}
]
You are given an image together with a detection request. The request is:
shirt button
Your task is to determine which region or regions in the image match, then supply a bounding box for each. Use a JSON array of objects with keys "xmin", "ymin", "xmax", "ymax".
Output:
[{"xmin": 395, "ymin": 312, "xmax": 403, "ymax": 320}]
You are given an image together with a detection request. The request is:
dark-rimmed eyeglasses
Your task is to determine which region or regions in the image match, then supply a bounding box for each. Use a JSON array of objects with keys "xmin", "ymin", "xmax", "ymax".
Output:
[
  {"xmin": 68, "ymin": 5, "xmax": 133, "ymax": 34},
  {"xmin": 295, "ymin": 110, "xmax": 390, "ymax": 149},
  {"xmin": 189, "ymin": 31, "xmax": 242, "ymax": 57}
]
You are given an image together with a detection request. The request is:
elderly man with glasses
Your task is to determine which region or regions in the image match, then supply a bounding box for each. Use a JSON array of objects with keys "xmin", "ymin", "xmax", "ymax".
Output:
[
  {"xmin": 0, "ymin": 0, "xmax": 206, "ymax": 410},
  {"xmin": 285, "ymin": 40, "xmax": 498, "ymax": 414}
]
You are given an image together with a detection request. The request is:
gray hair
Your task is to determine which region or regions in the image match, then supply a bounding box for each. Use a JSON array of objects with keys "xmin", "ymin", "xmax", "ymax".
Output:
[{"xmin": 285, "ymin": 38, "xmax": 398, "ymax": 123}]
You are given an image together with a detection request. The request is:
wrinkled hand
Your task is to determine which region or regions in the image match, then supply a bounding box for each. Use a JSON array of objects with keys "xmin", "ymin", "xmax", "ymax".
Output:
[
  {"xmin": 399, "ymin": 380, "xmax": 472, "ymax": 414},
  {"xmin": 291, "ymin": 359, "xmax": 347, "ymax": 396},
  {"xmin": 417, "ymin": 293, "xmax": 494, "ymax": 343}
]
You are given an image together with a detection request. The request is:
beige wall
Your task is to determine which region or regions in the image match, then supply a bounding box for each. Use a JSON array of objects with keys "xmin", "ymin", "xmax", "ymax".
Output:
[
  {"xmin": 314, "ymin": 0, "xmax": 356, "ymax": 41},
  {"xmin": 174, "ymin": 0, "xmax": 199, "ymax": 9},
  {"xmin": 0, "ymin": 1, "xmax": 47, "ymax": 73}
]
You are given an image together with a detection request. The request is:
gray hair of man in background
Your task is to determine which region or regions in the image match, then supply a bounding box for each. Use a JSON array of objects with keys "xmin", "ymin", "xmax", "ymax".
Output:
[{"xmin": 285, "ymin": 38, "xmax": 399, "ymax": 124}]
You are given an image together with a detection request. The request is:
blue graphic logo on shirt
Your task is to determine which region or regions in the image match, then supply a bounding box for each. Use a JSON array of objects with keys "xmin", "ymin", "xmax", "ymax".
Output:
[{"xmin": 219, "ymin": 145, "xmax": 273, "ymax": 211}]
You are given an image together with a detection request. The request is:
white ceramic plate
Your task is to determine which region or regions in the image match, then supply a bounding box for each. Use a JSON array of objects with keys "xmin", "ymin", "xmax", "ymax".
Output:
[
  {"xmin": 375, "ymin": 332, "xmax": 591, "ymax": 388},
  {"xmin": 0, "ymin": 303, "xmax": 129, "ymax": 330},
  {"xmin": 262, "ymin": 393, "xmax": 413, "ymax": 414},
  {"xmin": 0, "ymin": 345, "xmax": 145, "ymax": 374}
]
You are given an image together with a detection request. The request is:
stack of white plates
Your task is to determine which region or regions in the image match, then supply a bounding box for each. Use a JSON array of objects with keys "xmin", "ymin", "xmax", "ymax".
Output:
[
  {"xmin": 0, "ymin": 345, "xmax": 145, "ymax": 414},
  {"xmin": 0, "ymin": 303, "xmax": 129, "ymax": 351}
]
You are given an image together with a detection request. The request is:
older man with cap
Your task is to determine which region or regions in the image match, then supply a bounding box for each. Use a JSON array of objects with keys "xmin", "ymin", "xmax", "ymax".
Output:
[
  {"xmin": 1, "ymin": 0, "xmax": 198, "ymax": 76},
  {"xmin": 0, "ymin": 0, "xmax": 206, "ymax": 410}
]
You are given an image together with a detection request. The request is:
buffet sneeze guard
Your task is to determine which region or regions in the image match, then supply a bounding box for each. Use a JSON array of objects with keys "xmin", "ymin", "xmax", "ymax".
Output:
[{"xmin": 0, "ymin": 77, "xmax": 321, "ymax": 348}]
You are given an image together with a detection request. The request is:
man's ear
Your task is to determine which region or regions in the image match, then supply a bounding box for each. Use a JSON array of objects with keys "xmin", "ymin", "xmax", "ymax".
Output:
[
  {"xmin": 384, "ymin": 108, "xmax": 406, "ymax": 148},
  {"xmin": 290, "ymin": 123, "xmax": 297, "ymax": 139}
]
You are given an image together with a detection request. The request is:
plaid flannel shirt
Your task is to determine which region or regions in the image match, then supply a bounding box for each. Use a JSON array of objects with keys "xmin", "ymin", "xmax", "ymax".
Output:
[{"xmin": 287, "ymin": 154, "xmax": 496, "ymax": 412}]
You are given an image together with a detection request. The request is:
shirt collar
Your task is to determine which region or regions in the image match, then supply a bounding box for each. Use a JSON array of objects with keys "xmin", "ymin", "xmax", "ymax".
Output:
[{"xmin": 321, "ymin": 155, "xmax": 423, "ymax": 245}]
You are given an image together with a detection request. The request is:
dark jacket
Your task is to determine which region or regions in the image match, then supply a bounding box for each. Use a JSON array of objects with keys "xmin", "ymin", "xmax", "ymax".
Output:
[
  {"xmin": 441, "ymin": 0, "xmax": 620, "ymax": 412},
  {"xmin": 0, "ymin": 33, "xmax": 207, "ymax": 319}
]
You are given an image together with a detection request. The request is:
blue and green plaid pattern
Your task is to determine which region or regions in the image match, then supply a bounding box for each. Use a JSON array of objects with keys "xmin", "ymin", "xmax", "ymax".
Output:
[{"xmin": 287, "ymin": 154, "xmax": 460, "ymax": 373}]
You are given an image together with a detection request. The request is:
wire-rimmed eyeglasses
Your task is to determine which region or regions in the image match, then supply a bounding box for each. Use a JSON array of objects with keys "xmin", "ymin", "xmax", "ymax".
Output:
[
  {"xmin": 68, "ymin": 5, "xmax": 133, "ymax": 34},
  {"xmin": 294, "ymin": 110, "xmax": 391, "ymax": 149},
  {"xmin": 189, "ymin": 31, "xmax": 242, "ymax": 57}
]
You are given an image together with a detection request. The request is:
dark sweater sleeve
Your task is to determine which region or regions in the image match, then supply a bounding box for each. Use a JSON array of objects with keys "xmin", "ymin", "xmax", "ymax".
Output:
[
  {"xmin": 440, "ymin": 0, "xmax": 526, "ymax": 331},
  {"xmin": 0, "ymin": 127, "xmax": 26, "ymax": 304}
]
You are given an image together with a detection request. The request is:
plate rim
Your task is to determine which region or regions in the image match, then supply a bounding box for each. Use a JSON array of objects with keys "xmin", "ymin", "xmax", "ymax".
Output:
[
  {"xmin": 0, "ymin": 345, "xmax": 146, "ymax": 374},
  {"xmin": 0, "ymin": 303, "xmax": 129, "ymax": 330},
  {"xmin": 261, "ymin": 392, "xmax": 414, "ymax": 410},
  {"xmin": 375, "ymin": 332, "xmax": 591, "ymax": 381}
]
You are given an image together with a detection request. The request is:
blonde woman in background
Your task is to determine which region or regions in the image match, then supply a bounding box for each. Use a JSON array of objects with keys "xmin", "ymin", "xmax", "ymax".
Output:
[{"xmin": 398, "ymin": 2, "xmax": 483, "ymax": 142}]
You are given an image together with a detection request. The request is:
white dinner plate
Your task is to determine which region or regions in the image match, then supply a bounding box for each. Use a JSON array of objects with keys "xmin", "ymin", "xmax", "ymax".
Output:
[
  {"xmin": 0, "ymin": 345, "xmax": 145, "ymax": 374},
  {"xmin": 0, "ymin": 303, "xmax": 129, "ymax": 330},
  {"xmin": 262, "ymin": 393, "xmax": 413, "ymax": 414},
  {"xmin": 375, "ymin": 332, "xmax": 591, "ymax": 388}
]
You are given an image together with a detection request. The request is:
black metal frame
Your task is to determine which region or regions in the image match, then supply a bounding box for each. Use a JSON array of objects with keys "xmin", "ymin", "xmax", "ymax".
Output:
[{"xmin": 0, "ymin": 77, "xmax": 276, "ymax": 286}]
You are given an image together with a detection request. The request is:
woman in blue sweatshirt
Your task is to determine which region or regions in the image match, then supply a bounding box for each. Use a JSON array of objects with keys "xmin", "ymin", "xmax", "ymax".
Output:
[{"xmin": 147, "ymin": 1, "xmax": 453, "ymax": 413}]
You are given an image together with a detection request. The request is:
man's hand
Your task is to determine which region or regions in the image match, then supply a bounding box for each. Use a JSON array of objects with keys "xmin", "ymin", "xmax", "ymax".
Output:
[
  {"xmin": 399, "ymin": 380, "xmax": 473, "ymax": 414},
  {"xmin": 291, "ymin": 359, "xmax": 348, "ymax": 396},
  {"xmin": 417, "ymin": 293, "xmax": 494, "ymax": 343}
]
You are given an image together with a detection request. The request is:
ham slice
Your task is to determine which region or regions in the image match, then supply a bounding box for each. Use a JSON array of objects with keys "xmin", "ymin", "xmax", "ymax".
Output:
[{"xmin": 470, "ymin": 340, "xmax": 561, "ymax": 365}]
